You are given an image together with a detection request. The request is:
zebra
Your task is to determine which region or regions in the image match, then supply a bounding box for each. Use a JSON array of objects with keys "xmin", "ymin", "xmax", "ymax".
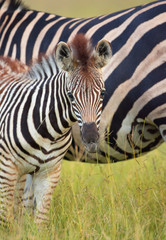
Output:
[
  {"xmin": 0, "ymin": 33, "xmax": 112, "ymax": 225},
  {"xmin": 0, "ymin": 0, "xmax": 166, "ymax": 164}
]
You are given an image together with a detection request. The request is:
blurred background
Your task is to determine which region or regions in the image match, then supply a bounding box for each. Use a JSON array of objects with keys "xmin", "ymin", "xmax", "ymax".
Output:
[{"xmin": 23, "ymin": 0, "xmax": 156, "ymax": 18}]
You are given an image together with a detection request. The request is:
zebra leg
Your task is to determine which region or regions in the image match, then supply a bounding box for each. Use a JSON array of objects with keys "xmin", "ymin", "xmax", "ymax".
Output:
[
  {"xmin": 23, "ymin": 174, "xmax": 34, "ymax": 213},
  {"xmin": 33, "ymin": 162, "xmax": 61, "ymax": 225},
  {"xmin": 14, "ymin": 174, "xmax": 35, "ymax": 216},
  {"xmin": 14, "ymin": 174, "xmax": 26, "ymax": 215},
  {"xmin": 0, "ymin": 159, "xmax": 19, "ymax": 226}
]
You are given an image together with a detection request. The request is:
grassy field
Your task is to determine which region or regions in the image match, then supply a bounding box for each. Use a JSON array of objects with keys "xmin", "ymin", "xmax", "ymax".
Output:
[
  {"xmin": 0, "ymin": 0, "xmax": 165, "ymax": 239},
  {"xmin": 0, "ymin": 144, "xmax": 166, "ymax": 239}
]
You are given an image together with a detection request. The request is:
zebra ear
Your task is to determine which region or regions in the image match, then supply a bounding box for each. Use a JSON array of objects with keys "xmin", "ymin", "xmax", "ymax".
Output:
[
  {"xmin": 93, "ymin": 40, "xmax": 112, "ymax": 68},
  {"xmin": 55, "ymin": 42, "xmax": 74, "ymax": 72}
]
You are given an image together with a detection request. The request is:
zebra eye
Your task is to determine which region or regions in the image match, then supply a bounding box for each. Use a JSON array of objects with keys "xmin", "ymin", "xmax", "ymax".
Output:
[
  {"xmin": 100, "ymin": 89, "xmax": 106, "ymax": 99},
  {"xmin": 67, "ymin": 91, "xmax": 74, "ymax": 102}
]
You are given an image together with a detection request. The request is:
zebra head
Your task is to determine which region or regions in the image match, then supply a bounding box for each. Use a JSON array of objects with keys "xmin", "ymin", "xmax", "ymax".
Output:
[{"xmin": 55, "ymin": 34, "xmax": 112, "ymax": 153}]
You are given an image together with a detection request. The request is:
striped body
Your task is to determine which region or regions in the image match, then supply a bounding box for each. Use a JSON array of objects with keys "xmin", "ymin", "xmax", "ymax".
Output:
[
  {"xmin": 0, "ymin": 71, "xmax": 73, "ymax": 174},
  {"xmin": 0, "ymin": 0, "xmax": 166, "ymax": 163},
  {"xmin": 0, "ymin": 35, "xmax": 112, "ymax": 225},
  {"xmin": 0, "ymin": 56, "xmax": 73, "ymax": 224}
]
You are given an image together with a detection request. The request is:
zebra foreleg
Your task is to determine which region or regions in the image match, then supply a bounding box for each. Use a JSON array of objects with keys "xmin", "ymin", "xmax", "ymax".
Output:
[
  {"xmin": 33, "ymin": 162, "xmax": 61, "ymax": 225},
  {"xmin": 14, "ymin": 174, "xmax": 36, "ymax": 218},
  {"xmin": 23, "ymin": 174, "xmax": 34, "ymax": 213},
  {"xmin": 0, "ymin": 159, "xmax": 19, "ymax": 227},
  {"xmin": 14, "ymin": 174, "xmax": 26, "ymax": 215}
]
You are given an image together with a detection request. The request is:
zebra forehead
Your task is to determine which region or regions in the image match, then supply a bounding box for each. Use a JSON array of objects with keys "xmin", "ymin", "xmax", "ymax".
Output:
[
  {"xmin": 69, "ymin": 67, "xmax": 103, "ymax": 91},
  {"xmin": 69, "ymin": 33, "xmax": 93, "ymax": 67}
]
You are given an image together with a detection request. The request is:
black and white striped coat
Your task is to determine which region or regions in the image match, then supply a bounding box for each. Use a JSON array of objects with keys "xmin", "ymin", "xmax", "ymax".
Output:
[
  {"xmin": 0, "ymin": 0, "xmax": 166, "ymax": 163},
  {"xmin": 0, "ymin": 34, "xmax": 112, "ymax": 225}
]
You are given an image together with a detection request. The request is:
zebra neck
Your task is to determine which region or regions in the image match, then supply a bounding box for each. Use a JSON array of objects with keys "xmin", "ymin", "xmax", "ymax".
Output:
[{"xmin": 25, "ymin": 57, "xmax": 77, "ymax": 141}]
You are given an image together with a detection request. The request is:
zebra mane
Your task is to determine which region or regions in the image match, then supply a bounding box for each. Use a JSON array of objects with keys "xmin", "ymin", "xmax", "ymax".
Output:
[
  {"xmin": 27, "ymin": 53, "xmax": 59, "ymax": 79},
  {"xmin": 0, "ymin": 0, "xmax": 28, "ymax": 11},
  {"xmin": 0, "ymin": 56, "xmax": 29, "ymax": 74},
  {"xmin": 69, "ymin": 34, "xmax": 93, "ymax": 68},
  {"xmin": 0, "ymin": 54, "xmax": 58, "ymax": 82}
]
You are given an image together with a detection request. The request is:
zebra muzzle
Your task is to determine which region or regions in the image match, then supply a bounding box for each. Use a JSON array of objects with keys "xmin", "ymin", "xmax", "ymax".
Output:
[{"xmin": 81, "ymin": 122, "xmax": 99, "ymax": 153}]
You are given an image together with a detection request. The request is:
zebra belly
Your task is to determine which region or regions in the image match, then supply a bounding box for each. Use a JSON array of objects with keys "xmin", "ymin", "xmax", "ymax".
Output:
[{"xmin": 0, "ymin": 134, "xmax": 72, "ymax": 175}]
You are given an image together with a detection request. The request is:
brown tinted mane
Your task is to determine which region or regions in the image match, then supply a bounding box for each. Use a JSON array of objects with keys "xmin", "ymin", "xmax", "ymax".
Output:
[
  {"xmin": 0, "ymin": 56, "xmax": 29, "ymax": 73},
  {"xmin": 69, "ymin": 33, "xmax": 93, "ymax": 68}
]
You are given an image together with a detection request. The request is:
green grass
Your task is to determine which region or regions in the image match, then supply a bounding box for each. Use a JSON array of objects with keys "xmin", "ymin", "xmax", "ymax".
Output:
[
  {"xmin": 1, "ymin": 1, "xmax": 165, "ymax": 239},
  {"xmin": 0, "ymin": 144, "xmax": 165, "ymax": 239}
]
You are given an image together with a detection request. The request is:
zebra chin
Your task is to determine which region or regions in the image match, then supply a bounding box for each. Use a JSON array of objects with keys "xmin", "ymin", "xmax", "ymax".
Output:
[
  {"xmin": 84, "ymin": 142, "xmax": 98, "ymax": 153},
  {"xmin": 81, "ymin": 122, "xmax": 99, "ymax": 153}
]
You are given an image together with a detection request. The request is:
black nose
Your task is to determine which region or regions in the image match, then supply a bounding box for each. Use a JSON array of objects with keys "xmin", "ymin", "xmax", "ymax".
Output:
[{"xmin": 81, "ymin": 122, "xmax": 99, "ymax": 144}]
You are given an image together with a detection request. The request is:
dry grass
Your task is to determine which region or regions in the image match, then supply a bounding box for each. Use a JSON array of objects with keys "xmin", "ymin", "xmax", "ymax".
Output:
[
  {"xmin": 0, "ymin": 1, "xmax": 165, "ymax": 239},
  {"xmin": 0, "ymin": 144, "xmax": 165, "ymax": 240}
]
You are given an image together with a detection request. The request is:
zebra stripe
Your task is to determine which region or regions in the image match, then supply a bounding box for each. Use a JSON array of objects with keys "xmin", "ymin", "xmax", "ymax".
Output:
[
  {"xmin": 0, "ymin": 34, "xmax": 112, "ymax": 225},
  {"xmin": 0, "ymin": 57, "xmax": 72, "ymax": 225},
  {"xmin": 0, "ymin": 0, "xmax": 166, "ymax": 164}
]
